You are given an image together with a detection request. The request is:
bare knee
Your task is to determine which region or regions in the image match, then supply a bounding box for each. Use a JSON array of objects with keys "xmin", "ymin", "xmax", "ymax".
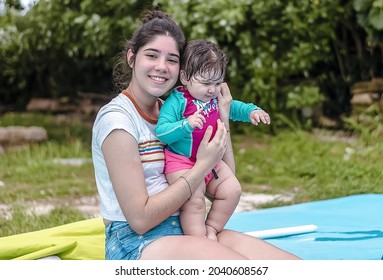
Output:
[
  {"xmin": 217, "ymin": 179, "xmax": 242, "ymax": 202},
  {"xmin": 182, "ymin": 196, "xmax": 206, "ymax": 213},
  {"xmin": 230, "ymin": 181, "xmax": 242, "ymax": 199}
]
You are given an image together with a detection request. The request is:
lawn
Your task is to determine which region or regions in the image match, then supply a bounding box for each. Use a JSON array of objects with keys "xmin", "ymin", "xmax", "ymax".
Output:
[{"xmin": 0, "ymin": 112, "xmax": 382, "ymax": 237}]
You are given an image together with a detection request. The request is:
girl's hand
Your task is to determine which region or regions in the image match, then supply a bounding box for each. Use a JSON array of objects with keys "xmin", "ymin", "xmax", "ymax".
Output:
[
  {"xmin": 217, "ymin": 83, "xmax": 232, "ymax": 129},
  {"xmin": 250, "ymin": 110, "xmax": 271, "ymax": 126},
  {"xmin": 195, "ymin": 120, "xmax": 227, "ymax": 170}
]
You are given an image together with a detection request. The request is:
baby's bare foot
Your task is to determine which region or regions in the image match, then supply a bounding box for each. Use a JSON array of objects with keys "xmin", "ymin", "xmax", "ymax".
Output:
[{"xmin": 206, "ymin": 225, "xmax": 218, "ymax": 241}]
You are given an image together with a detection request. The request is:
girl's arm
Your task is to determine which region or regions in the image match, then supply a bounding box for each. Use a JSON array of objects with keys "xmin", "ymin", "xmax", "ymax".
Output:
[
  {"xmin": 102, "ymin": 121, "xmax": 227, "ymax": 234},
  {"xmin": 218, "ymin": 83, "xmax": 236, "ymax": 174}
]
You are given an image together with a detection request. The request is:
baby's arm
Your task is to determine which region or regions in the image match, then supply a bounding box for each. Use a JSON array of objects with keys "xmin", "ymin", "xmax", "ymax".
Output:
[
  {"xmin": 229, "ymin": 100, "xmax": 270, "ymax": 125},
  {"xmin": 156, "ymin": 93, "xmax": 193, "ymax": 144},
  {"xmin": 250, "ymin": 109, "xmax": 271, "ymax": 126}
]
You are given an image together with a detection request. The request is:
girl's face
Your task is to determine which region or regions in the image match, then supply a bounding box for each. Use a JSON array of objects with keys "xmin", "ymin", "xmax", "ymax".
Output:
[
  {"xmin": 128, "ymin": 35, "xmax": 180, "ymax": 98},
  {"xmin": 180, "ymin": 71, "xmax": 223, "ymax": 103}
]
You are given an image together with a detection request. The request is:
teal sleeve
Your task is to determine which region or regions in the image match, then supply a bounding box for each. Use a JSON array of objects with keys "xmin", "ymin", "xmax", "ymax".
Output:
[
  {"xmin": 155, "ymin": 91, "xmax": 193, "ymax": 145},
  {"xmin": 229, "ymin": 100, "xmax": 261, "ymax": 122}
]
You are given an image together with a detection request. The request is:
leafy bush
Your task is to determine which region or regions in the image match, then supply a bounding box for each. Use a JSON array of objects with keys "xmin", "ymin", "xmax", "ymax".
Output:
[
  {"xmin": 0, "ymin": 0, "xmax": 153, "ymax": 107},
  {"xmin": 1, "ymin": 0, "xmax": 382, "ymax": 129}
]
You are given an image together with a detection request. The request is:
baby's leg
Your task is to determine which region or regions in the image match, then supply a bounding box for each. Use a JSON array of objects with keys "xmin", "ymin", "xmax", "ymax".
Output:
[
  {"xmin": 166, "ymin": 170, "xmax": 207, "ymax": 237},
  {"xmin": 205, "ymin": 161, "xmax": 242, "ymax": 240}
]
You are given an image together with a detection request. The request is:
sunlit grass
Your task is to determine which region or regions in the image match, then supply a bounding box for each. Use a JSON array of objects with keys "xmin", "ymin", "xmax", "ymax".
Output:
[
  {"xmin": 233, "ymin": 129, "xmax": 383, "ymax": 206},
  {"xmin": 0, "ymin": 112, "xmax": 92, "ymax": 145},
  {"xmin": 1, "ymin": 111, "xmax": 383, "ymax": 236},
  {"xmin": 0, "ymin": 140, "xmax": 95, "ymax": 203},
  {"xmin": 0, "ymin": 205, "xmax": 86, "ymax": 237},
  {"xmin": 0, "ymin": 112, "xmax": 94, "ymax": 236}
]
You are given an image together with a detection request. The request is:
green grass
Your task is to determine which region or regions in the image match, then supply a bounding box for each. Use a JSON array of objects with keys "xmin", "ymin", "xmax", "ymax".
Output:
[
  {"xmin": 0, "ymin": 112, "xmax": 95, "ymax": 236},
  {"xmin": 0, "ymin": 141, "xmax": 95, "ymax": 203},
  {"xmin": 0, "ymin": 111, "xmax": 93, "ymax": 145},
  {"xmin": 0, "ymin": 205, "xmax": 86, "ymax": 237},
  {"xmin": 233, "ymin": 129, "xmax": 383, "ymax": 207},
  {"xmin": 1, "ymin": 111, "xmax": 383, "ymax": 237}
]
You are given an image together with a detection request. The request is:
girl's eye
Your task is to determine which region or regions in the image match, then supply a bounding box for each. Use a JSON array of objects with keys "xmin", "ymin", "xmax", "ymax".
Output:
[
  {"xmin": 168, "ymin": 58, "xmax": 179, "ymax": 64},
  {"xmin": 146, "ymin": 53, "xmax": 157, "ymax": 59}
]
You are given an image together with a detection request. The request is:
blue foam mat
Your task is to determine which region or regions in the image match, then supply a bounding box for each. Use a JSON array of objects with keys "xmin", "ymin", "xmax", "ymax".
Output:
[
  {"xmin": 226, "ymin": 194, "xmax": 383, "ymax": 260},
  {"xmin": 0, "ymin": 194, "xmax": 381, "ymax": 260}
]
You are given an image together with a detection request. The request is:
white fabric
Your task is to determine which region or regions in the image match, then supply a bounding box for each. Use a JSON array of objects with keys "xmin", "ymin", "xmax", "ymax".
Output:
[{"xmin": 92, "ymin": 93, "xmax": 171, "ymax": 222}]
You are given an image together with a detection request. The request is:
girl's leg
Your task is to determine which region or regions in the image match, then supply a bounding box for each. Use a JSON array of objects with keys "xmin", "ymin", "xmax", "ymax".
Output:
[
  {"xmin": 166, "ymin": 170, "xmax": 207, "ymax": 237},
  {"xmin": 140, "ymin": 231, "xmax": 300, "ymax": 260},
  {"xmin": 140, "ymin": 235, "xmax": 247, "ymax": 260},
  {"xmin": 217, "ymin": 229, "xmax": 301, "ymax": 260},
  {"xmin": 205, "ymin": 161, "xmax": 242, "ymax": 240}
]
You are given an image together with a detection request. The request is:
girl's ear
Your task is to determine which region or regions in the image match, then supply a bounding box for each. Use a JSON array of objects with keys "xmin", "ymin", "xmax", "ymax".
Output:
[
  {"xmin": 180, "ymin": 70, "xmax": 187, "ymax": 85},
  {"xmin": 127, "ymin": 49, "xmax": 134, "ymax": 68}
]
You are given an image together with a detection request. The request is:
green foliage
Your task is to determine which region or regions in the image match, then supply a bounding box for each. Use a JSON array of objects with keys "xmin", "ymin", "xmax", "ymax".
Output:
[
  {"xmin": 353, "ymin": 0, "xmax": 383, "ymax": 42},
  {"xmin": 0, "ymin": 0, "xmax": 154, "ymax": 107},
  {"xmin": 349, "ymin": 0, "xmax": 383, "ymax": 82},
  {"xmin": 1, "ymin": 0, "xmax": 382, "ymax": 128},
  {"xmin": 0, "ymin": 0, "xmax": 23, "ymax": 13},
  {"xmin": 329, "ymin": 1, "xmax": 383, "ymax": 85}
]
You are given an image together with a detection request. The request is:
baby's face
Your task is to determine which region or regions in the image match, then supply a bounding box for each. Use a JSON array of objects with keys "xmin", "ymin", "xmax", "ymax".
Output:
[{"xmin": 185, "ymin": 72, "xmax": 224, "ymax": 103}]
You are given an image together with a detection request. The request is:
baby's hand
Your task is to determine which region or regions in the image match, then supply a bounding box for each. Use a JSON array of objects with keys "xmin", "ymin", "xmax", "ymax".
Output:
[
  {"xmin": 188, "ymin": 107, "xmax": 206, "ymax": 129},
  {"xmin": 250, "ymin": 110, "xmax": 271, "ymax": 126}
]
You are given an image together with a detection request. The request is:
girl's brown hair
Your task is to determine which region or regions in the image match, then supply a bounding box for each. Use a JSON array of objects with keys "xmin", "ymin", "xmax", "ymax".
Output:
[{"xmin": 113, "ymin": 10, "xmax": 185, "ymax": 91}]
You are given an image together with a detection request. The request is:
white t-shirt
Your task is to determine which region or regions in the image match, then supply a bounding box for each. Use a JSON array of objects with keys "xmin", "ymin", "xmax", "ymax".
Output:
[{"xmin": 92, "ymin": 93, "xmax": 171, "ymax": 222}]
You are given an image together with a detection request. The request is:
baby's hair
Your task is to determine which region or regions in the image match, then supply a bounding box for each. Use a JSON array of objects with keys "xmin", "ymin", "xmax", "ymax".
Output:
[
  {"xmin": 113, "ymin": 10, "xmax": 185, "ymax": 91},
  {"xmin": 181, "ymin": 39, "xmax": 228, "ymax": 83}
]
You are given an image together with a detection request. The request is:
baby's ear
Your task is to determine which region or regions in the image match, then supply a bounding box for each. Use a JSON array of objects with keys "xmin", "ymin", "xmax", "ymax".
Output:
[{"xmin": 179, "ymin": 70, "xmax": 187, "ymax": 85}]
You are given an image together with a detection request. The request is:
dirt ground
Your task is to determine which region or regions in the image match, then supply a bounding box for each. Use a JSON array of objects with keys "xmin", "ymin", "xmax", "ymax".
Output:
[{"xmin": 0, "ymin": 192, "xmax": 292, "ymax": 220}]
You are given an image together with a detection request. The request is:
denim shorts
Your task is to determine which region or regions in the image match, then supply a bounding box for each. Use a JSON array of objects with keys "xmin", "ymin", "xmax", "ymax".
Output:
[{"xmin": 105, "ymin": 215, "xmax": 183, "ymax": 260}]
